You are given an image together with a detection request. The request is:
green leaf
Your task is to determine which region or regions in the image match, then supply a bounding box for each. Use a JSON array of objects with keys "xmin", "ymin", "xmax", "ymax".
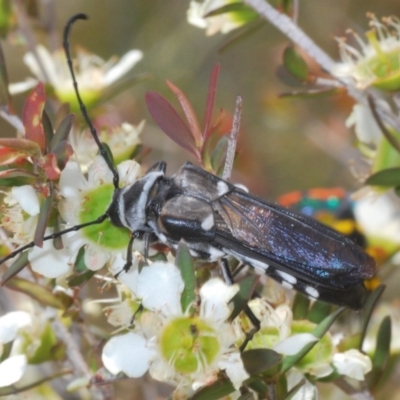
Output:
[
  {"xmin": 211, "ymin": 135, "xmax": 228, "ymax": 176},
  {"xmin": 307, "ymin": 301, "xmax": 333, "ymax": 324},
  {"xmin": 0, "ymin": 38, "xmax": 13, "ymax": 110},
  {"xmin": 359, "ymin": 285, "xmax": 386, "ymax": 350},
  {"xmin": 205, "ymin": 3, "xmax": 249, "ymax": 16},
  {"xmin": 283, "ymin": 46, "xmax": 309, "ymax": 82},
  {"xmin": 241, "ymin": 348, "xmax": 282, "ymax": 375},
  {"xmin": 27, "ymin": 322, "xmax": 65, "ymax": 364},
  {"xmin": 33, "ymin": 184, "xmax": 54, "ymax": 247},
  {"xmin": 67, "ymin": 269, "xmax": 96, "ymax": 288},
  {"xmin": 246, "ymin": 377, "xmax": 269, "ymax": 396},
  {"xmin": 292, "ymin": 293, "xmax": 310, "ymax": 320},
  {"xmin": 4, "ymin": 277, "xmax": 65, "ymax": 309},
  {"xmin": 74, "ymin": 245, "xmax": 87, "ymax": 273},
  {"xmin": 230, "ymin": 275, "xmax": 259, "ymax": 321},
  {"xmin": 67, "ymin": 246, "xmax": 96, "ymax": 287},
  {"xmin": 42, "ymin": 109, "xmax": 54, "ymax": 151},
  {"xmin": 237, "ymin": 394, "xmax": 255, "ymax": 400},
  {"xmin": 51, "ymin": 114, "xmax": 74, "ymax": 151},
  {"xmin": 191, "ymin": 378, "xmax": 235, "ymax": 400},
  {"xmin": 1, "ymin": 251, "xmax": 30, "ymax": 284},
  {"xmin": 372, "ymin": 316, "xmax": 391, "ymax": 370},
  {"xmin": 372, "ymin": 130, "xmax": 400, "ymax": 173},
  {"xmin": 204, "ymin": 2, "xmax": 258, "ymax": 25},
  {"xmin": 0, "ymin": 165, "xmax": 37, "ymax": 186},
  {"xmin": 366, "ymin": 316, "xmax": 391, "ymax": 390},
  {"xmin": 365, "ymin": 167, "xmax": 400, "ymax": 187},
  {"xmin": 175, "ymin": 240, "xmax": 196, "ymax": 314},
  {"xmin": 281, "ymin": 307, "xmax": 345, "ymax": 373},
  {"xmin": 0, "ymin": 0, "xmax": 13, "ymax": 38}
]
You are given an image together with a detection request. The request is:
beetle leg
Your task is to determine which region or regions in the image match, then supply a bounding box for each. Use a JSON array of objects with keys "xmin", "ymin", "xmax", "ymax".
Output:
[{"xmin": 220, "ymin": 258, "xmax": 260, "ymax": 351}]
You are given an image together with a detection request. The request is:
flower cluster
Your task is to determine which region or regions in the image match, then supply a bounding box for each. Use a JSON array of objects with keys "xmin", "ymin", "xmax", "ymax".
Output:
[
  {"xmin": 102, "ymin": 263, "xmax": 249, "ymax": 396},
  {"xmin": 333, "ymin": 15, "xmax": 400, "ymax": 91}
]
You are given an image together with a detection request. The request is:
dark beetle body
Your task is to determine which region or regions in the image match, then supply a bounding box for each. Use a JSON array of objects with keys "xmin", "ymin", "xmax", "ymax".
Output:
[{"xmin": 108, "ymin": 161, "xmax": 376, "ymax": 310}]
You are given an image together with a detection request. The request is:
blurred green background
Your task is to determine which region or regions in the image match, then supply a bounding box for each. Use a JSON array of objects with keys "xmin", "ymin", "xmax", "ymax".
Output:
[{"xmin": 3, "ymin": 0, "xmax": 400, "ymax": 198}]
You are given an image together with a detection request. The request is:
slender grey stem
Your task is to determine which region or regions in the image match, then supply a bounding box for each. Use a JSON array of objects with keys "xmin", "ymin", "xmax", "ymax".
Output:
[
  {"xmin": 0, "ymin": 109, "xmax": 24, "ymax": 132},
  {"xmin": 52, "ymin": 317, "xmax": 106, "ymax": 400},
  {"xmin": 242, "ymin": 0, "xmax": 336, "ymax": 71},
  {"xmin": 14, "ymin": 0, "xmax": 51, "ymax": 83},
  {"xmin": 222, "ymin": 95, "xmax": 242, "ymax": 180}
]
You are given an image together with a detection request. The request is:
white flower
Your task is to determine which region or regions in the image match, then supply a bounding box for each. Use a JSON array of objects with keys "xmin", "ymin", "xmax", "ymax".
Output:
[
  {"xmin": 1, "ymin": 185, "xmax": 40, "ymax": 246},
  {"xmin": 28, "ymin": 228, "xmax": 77, "ymax": 278},
  {"xmin": 332, "ymin": 15, "xmax": 400, "ymax": 91},
  {"xmin": 102, "ymin": 264, "xmax": 249, "ymax": 391},
  {"xmin": 188, "ymin": 0, "xmax": 248, "ymax": 36},
  {"xmin": 0, "ymin": 311, "xmax": 31, "ymax": 344},
  {"xmin": 0, "ymin": 355, "xmax": 27, "ymax": 387},
  {"xmin": 9, "ymin": 45, "xmax": 143, "ymax": 104},
  {"xmin": 345, "ymin": 101, "xmax": 390, "ymax": 145},
  {"xmin": 332, "ymin": 349, "xmax": 372, "ymax": 381},
  {"xmin": 247, "ymin": 299, "xmax": 293, "ymax": 345},
  {"xmin": 69, "ymin": 121, "xmax": 144, "ymax": 172},
  {"xmin": 354, "ymin": 192, "xmax": 400, "ymax": 245},
  {"xmin": 57, "ymin": 155, "xmax": 141, "ymax": 272},
  {"xmin": 0, "ymin": 311, "xmax": 31, "ymax": 388}
]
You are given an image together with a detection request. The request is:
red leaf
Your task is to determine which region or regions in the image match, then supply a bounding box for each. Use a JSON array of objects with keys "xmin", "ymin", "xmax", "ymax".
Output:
[
  {"xmin": 0, "ymin": 147, "xmax": 27, "ymax": 166},
  {"xmin": 22, "ymin": 83, "xmax": 46, "ymax": 152},
  {"xmin": 166, "ymin": 80, "xmax": 202, "ymax": 147},
  {"xmin": 41, "ymin": 153, "xmax": 61, "ymax": 180},
  {"xmin": 203, "ymin": 64, "xmax": 220, "ymax": 142},
  {"xmin": 0, "ymin": 168, "xmax": 37, "ymax": 179},
  {"xmin": 145, "ymin": 92, "xmax": 199, "ymax": 158},
  {"xmin": 0, "ymin": 138, "xmax": 41, "ymax": 153}
]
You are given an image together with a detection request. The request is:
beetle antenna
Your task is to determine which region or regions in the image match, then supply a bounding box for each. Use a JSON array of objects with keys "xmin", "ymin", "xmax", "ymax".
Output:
[
  {"xmin": 63, "ymin": 13, "xmax": 119, "ymax": 189},
  {"xmin": 0, "ymin": 214, "xmax": 108, "ymax": 274}
]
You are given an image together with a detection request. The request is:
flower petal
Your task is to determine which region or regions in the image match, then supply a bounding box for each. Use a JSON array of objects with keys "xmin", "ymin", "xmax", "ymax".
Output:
[
  {"xmin": 0, "ymin": 355, "xmax": 27, "ymax": 387},
  {"xmin": 84, "ymin": 244, "xmax": 110, "ymax": 271},
  {"xmin": 137, "ymin": 262, "xmax": 184, "ymax": 316},
  {"xmin": 117, "ymin": 159, "xmax": 142, "ymax": 187},
  {"xmin": 200, "ymin": 278, "xmax": 239, "ymax": 323},
  {"xmin": 11, "ymin": 185, "xmax": 40, "ymax": 216},
  {"xmin": 332, "ymin": 349, "xmax": 372, "ymax": 381},
  {"xmin": 0, "ymin": 312, "xmax": 32, "ymax": 343},
  {"xmin": 345, "ymin": 102, "xmax": 388, "ymax": 145},
  {"xmin": 103, "ymin": 50, "xmax": 143, "ymax": 86},
  {"xmin": 102, "ymin": 332, "xmax": 156, "ymax": 377},
  {"xmin": 59, "ymin": 161, "xmax": 87, "ymax": 197},
  {"xmin": 8, "ymin": 78, "xmax": 38, "ymax": 95},
  {"xmin": 115, "ymin": 264, "xmax": 139, "ymax": 295},
  {"xmin": 87, "ymin": 155, "xmax": 114, "ymax": 187},
  {"xmin": 28, "ymin": 230, "xmax": 74, "ymax": 278},
  {"xmin": 273, "ymin": 333, "xmax": 318, "ymax": 356},
  {"xmin": 217, "ymin": 351, "xmax": 249, "ymax": 390}
]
